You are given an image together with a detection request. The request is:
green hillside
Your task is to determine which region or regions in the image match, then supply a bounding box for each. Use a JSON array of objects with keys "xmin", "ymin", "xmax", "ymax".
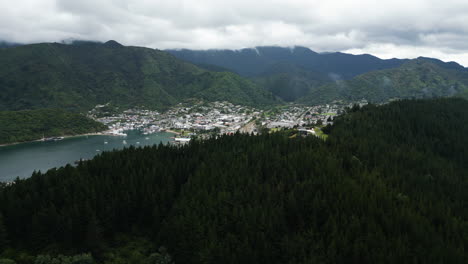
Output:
[
  {"xmin": 3, "ymin": 41, "xmax": 465, "ymax": 109},
  {"xmin": 253, "ymin": 63, "xmax": 330, "ymax": 102},
  {"xmin": 300, "ymin": 59, "xmax": 468, "ymax": 104},
  {"xmin": 167, "ymin": 46, "xmax": 407, "ymax": 78},
  {"xmin": 0, "ymin": 41, "xmax": 276, "ymax": 111},
  {"xmin": 0, "ymin": 98, "xmax": 466, "ymax": 263},
  {"xmin": 0, "ymin": 109, "xmax": 107, "ymax": 145}
]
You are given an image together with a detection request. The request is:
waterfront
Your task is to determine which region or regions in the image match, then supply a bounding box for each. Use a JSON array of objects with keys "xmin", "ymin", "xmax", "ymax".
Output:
[
  {"xmin": 0, "ymin": 131, "xmax": 174, "ymax": 182},
  {"xmin": 0, "ymin": 101, "xmax": 356, "ymax": 182}
]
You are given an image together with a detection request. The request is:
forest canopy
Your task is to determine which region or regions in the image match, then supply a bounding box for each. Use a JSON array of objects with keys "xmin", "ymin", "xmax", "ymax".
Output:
[
  {"xmin": 0, "ymin": 109, "xmax": 107, "ymax": 145},
  {"xmin": 0, "ymin": 98, "xmax": 467, "ymax": 263}
]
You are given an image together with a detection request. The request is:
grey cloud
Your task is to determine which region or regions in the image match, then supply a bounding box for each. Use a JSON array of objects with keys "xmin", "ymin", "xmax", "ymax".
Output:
[{"xmin": 2, "ymin": 0, "xmax": 468, "ymax": 65}]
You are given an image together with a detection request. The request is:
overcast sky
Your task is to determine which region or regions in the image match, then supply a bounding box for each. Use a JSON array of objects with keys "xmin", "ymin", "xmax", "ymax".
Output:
[{"xmin": 2, "ymin": 0, "xmax": 468, "ymax": 65}]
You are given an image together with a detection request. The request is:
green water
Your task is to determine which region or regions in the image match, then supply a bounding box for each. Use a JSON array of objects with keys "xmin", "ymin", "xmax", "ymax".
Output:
[{"xmin": 0, "ymin": 131, "xmax": 174, "ymax": 182}]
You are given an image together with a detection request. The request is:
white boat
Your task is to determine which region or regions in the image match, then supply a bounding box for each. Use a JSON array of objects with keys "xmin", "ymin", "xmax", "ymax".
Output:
[
  {"xmin": 104, "ymin": 141, "xmax": 108, "ymax": 144},
  {"xmin": 110, "ymin": 129, "xmax": 127, "ymax": 137},
  {"xmin": 145, "ymin": 137, "xmax": 149, "ymax": 140},
  {"xmin": 123, "ymin": 140, "xmax": 127, "ymax": 145},
  {"xmin": 136, "ymin": 142, "xmax": 140, "ymax": 144},
  {"xmin": 174, "ymin": 137, "xmax": 191, "ymax": 143}
]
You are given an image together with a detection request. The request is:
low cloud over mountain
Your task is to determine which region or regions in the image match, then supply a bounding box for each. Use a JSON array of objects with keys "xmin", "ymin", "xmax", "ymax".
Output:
[{"xmin": 2, "ymin": 1, "xmax": 468, "ymax": 65}]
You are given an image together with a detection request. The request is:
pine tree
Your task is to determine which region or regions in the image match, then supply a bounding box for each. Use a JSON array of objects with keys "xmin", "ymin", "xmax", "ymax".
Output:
[{"xmin": 0, "ymin": 214, "xmax": 8, "ymax": 251}]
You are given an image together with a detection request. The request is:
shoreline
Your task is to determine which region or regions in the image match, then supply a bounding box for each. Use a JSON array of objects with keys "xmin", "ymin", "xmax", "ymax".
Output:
[
  {"xmin": 0, "ymin": 130, "xmax": 177, "ymax": 148},
  {"xmin": 164, "ymin": 129, "xmax": 181, "ymax": 135},
  {"xmin": 0, "ymin": 131, "xmax": 109, "ymax": 148}
]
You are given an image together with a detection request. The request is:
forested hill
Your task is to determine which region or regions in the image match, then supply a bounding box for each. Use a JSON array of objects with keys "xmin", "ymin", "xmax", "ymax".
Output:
[
  {"xmin": 0, "ymin": 41, "xmax": 21, "ymax": 49},
  {"xmin": 0, "ymin": 41, "xmax": 277, "ymax": 111},
  {"xmin": 167, "ymin": 47, "xmax": 468, "ymax": 103},
  {"xmin": 0, "ymin": 98, "xmax": 467, "ymax": 263},
  {"xmin": 326, "ymin": 98, "xmax": 468, "ymax": 170},
  {"xmin": 0, "ymin": 109, "xmax": 107, "ymax": 145},
  {"xmin": 300, "ymin": 58, "xmax": 468, "ymax": 104},
  {"xmin": 166, "ymin": 46, "xmax": 407, "ymax": 78}
]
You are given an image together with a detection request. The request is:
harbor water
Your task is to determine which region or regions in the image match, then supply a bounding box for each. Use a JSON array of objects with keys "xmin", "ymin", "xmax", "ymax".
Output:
[{"xmin": 0, "ymin": 131, "xmax": 174, "ymax": 182}]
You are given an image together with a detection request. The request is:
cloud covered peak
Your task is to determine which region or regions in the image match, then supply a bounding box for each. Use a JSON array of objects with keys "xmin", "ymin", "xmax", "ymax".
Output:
[{"xmin": 2, "ymin": 0, "xmax": 468, "ymax": 65}]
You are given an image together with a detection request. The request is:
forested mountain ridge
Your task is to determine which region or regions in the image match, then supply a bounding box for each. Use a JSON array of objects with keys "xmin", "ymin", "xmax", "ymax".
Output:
[
  {"xmin": 0, "ymin": 109, "xmax": 107, "ymax": 145},
  {"xmin": 300, "ymin": 58, "xmax": 468, "ymax": 104},
  {"xmin": 0, "ymin": 41, "xmax": 277, "ymax": 111},
  {"xmin": 0, "ymin": 41, "xmax": 21, "ymax": 49},
  {"xmin": 167, "ymin": 46, "xmax": 468, "ymax": 103},
  {"xmin": 166, "ymin": 46, "xmax": 407, "ymax": 78},
  {"xmin": 0, "ymin": 98, "xmax": 467, "ymax": 263},
  {"xmin": 252, "ymin": 62, "xmax": 331, "ymax": 102},
  {"xmin": 2, "ymin": 41, "xmax": 466, "ymax": 109}
]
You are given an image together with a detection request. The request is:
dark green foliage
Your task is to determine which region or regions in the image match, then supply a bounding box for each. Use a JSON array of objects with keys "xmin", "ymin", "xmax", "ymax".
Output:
[
  {"xmin": 101, "ymin": 236, "xmax": 156, "ymax": 264},
  {"xmin": 168, "ymin": 47, "xmax": 468, "ymax": 104},
  {"xmin": 34, "ymin": 254, "xmax": 94, "ymax": 264},
  {"xmin": 0, "ymin": 98, "xmax": 467, "ymax": 263},
  {"xmin": 301, "ymin": 59, "xmax": 468, "ymax": 104},
  {"xmin": 167, "ymin": 46, "xmax": 406, "ymax": 78},
  {"xmin": 167, "ymin": 47, "xmax": 408, "ymax": 102},
  {"xmin": 0, "ymin": 109, "xmax": 107, "ymax": 144},
  {"xmin": 253, "ymin": 63, "xmax": 330, "ymax": 101},
  {"xmin": 191, "ymin": 63, "xmax": 235, "ymax": 73},
  {"xmin": 0, "ymin": 42, "xmax": 277, "ymax": 111},
  {"xmin": 0, "ymin": 214, "xmax": 8, "ymax": 252},
  {"xmin": 327, "ymin": 98, "xmax": 468, "ymax": 215},
  {"xmin": 0, "ymin": 41, "xmax": 21, "ymax": 49},
  {"xmin": 145, "ymin": 247, "xmax": 173, "ymax": 264}
]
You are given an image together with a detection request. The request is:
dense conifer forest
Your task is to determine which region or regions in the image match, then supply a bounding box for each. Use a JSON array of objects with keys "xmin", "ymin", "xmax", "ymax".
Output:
[
  {"xmin": 0, "ymin": 98, "xmax": 467, "ymax": 263},
  {"xmin": 0, "ymin": 109, "xmax": 107, "ymax": 145}
]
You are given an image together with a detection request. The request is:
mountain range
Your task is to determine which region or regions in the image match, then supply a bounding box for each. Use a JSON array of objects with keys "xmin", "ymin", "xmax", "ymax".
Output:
[
  {"xmin": 1, "ymin": 41, "xmax": 468, "ymax": 112},
  {"xmin": 0, "ymin": 41, "xmax": 276, "ymax": 111},
  {"xmin": 299, "ymin": 58, "xmax": 468, "ymax": 104},
  {"xmin": 168, "ymin": 46, "xmax": 468, "ymax": 103},
  {"xmin": 167, "ymin": 46, "xmax": 408, "ymax": 78},
  {"xmin": 0, "ymin": 41, "xmax": 21, "ymax": 49}
]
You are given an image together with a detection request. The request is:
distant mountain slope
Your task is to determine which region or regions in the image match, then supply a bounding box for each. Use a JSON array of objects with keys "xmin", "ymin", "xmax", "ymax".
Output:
[
  {"xmin": 166, "ymin": 46, "xmax": 408, "ymax": 102},
  {"xmin": 0, "ymin": 41, "xmax": 277, "ymax": 111},
  {"xmin": 166, "ymin": 46, "xmax": 407, "ymax": 79},
  {"xmin": 0, "ymin": 41, "xmax": 22, "ymax": 49},
  {"xmin": 0, "ymin": 109, "xmax": 106, "ymax": 145},
  {"xmin": 253, "ymin": 63, "xmax": 331, "ymax": 101},
  {"xmin": 300, "ymin": 58, "xmax": 468, "ymax": 104},
  {"xmin": 167, "ymin": 47, "xmax": 468, "ymax": 103}
]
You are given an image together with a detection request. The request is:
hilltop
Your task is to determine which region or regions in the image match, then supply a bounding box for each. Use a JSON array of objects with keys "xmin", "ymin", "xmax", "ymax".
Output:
[
  {"xmin": 166, "ymin": 46, "xmax": 407, "ymax": 78},
  {"xmin": 0, "ymin": 41, "xmax": 277, "ymax": 111},
  {"xmin": 300, "ymin": 58, "xmax": 468, "ymax": 104},
  {"xmin": 167, "ymin": 47, "xmax": 468, "ymax": 103}
]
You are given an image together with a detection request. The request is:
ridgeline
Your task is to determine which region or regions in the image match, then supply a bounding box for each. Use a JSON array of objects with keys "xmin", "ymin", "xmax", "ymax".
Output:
[
  {"xmin": 168, "ymin": 47, "xmax": 468, "ymax": 103},
  {"xmin": 0, "ymin": 41, "xmax": 277, "ymax": 112}
]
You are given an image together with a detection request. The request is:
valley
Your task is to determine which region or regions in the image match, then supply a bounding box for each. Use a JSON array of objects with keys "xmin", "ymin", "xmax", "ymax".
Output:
[
  {"xmin": 88, "ymin": 100, "xmax": 353, "ymax": 139},
  {"xmin": 0, "ymin": 40, "xmax": 467, "ymax": 264}
]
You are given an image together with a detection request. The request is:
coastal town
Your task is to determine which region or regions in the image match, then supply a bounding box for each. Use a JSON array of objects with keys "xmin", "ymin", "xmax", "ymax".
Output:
[{"xmin": 88, "ymin": 100, "xmax": 367, "ymax": 143}]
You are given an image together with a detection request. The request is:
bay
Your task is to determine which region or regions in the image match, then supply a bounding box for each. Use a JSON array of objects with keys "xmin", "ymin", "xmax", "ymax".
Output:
[{"xmin": 0, "ymin": 131, "xmax": 174, "ymax": 182}]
